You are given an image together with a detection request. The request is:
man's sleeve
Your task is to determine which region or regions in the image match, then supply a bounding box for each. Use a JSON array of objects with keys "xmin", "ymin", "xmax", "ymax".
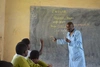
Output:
[
  {"xmin": 57, "ymin": 38, "xmax": 68, "ymax": 45},
  {"xmin": 26, "ymin": 58, "xmax": 42, "ymax": 67}
]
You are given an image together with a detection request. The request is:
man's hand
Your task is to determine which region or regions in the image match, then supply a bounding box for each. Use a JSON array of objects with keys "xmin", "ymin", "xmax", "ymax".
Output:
[
  {"xmin": 53, "ymin": 37, "xmax": 57, "ymax": 42},
  {"xmin": 50, "ymin": 36, "xmax": 57, "ymax": 42},
  {"xmin": 65, "ymin": 38, "xmax": 71, "ymax": 43}
]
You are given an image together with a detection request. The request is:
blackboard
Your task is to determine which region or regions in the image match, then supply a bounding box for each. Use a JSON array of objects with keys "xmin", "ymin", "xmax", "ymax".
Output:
[{"xmin": 30, "ymin": 6, "xmax": 100, "ymax": 67}]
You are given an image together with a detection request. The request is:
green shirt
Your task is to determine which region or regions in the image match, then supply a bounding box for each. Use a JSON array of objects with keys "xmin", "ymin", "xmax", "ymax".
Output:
[
  {"xmin": 26, "ymin": 58, "xmax": 42, "ymax": 67},
  {"xmin": 38, "ymin": 60, "xmax": 48, "ymax": 67},
  {"xmin": 11, "ymin": 55, "xmax": 30, "ymax": 67}
]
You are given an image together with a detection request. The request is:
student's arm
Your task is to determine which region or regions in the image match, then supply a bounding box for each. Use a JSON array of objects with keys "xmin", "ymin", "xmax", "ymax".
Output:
[
  {"xmin": 38, "ymin": 60, "xmax": 48, "ymax": 67},
  {"xmin": 38, "ymin": 60, "xmax": 52, "ymax": 67},
  {"xmin": 26, "ymin": 58, "xmax": 42, "ymax": 67},
  {"xmin": 39, "ymin": 39, "xmax": 44, "ymax": 55},
  {"xmin": 32, "ymin": 63, "xmax": 42, "ymax": 67}
]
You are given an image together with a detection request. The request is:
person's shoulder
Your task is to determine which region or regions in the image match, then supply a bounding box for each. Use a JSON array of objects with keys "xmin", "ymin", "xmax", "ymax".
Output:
[
  {"xmin": 12, "ymin": 54, "xmax": 17, "ymax": 59},
  {"xmin": 75, "ymin": 29, "xmax": 81, "ymax": 33},
  {"xmin": 14, "ymin": 55, "xmax": 26, "ymax": 61},
  {"xmin": 11, "ymin": 55, "xmax": 24, "ymax": 63},
  {"xmin": 74, "ymin": 29, "xmax": 82, "ymax": 36}
]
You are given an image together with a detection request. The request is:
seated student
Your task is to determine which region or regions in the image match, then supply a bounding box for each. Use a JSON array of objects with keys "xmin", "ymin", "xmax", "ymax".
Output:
[
  {"xmin": 21, "ymin": 38, "xmax": 43, "ymax": 57},
  {"xmin": 26, "ymin": 50, "xmax": 52, "ymax": 67},
  {"xmin": 0, "ymin": 61, "xmax": 13, "ymax": 67},
  {"xmin": 21, "ymin": 38, "xmax": 51, "ymax": 66},
  {"xmin": 11, "ymin": 42, "xmax": 30, "ymax": 67},
  {"xmin": 21, "ymin": 38, "xmax": 31, "ymax": 57}
]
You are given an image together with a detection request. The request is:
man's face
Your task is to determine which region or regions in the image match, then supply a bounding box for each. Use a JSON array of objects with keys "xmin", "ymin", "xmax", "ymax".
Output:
[{"xmin": 66, "ymin": 24, "xmax": 74, "ymax": 32}]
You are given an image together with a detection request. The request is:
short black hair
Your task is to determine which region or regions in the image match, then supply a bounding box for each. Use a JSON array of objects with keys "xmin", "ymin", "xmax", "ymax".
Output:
[
  {"xmin": 0, "ymin": 61, "xmax": 13, "ymax": 67},
  {"xmin": 67, "ymin": 22, "xmax": 74, "ymax": 26},
  {"xmin": 21, "ymin": 38, "xmax": 30, "ymax": 46},
  {"xmin": 16, "ymin": 42, "xmax": 27, "ymax": 55},
  {"xmin": 30, "ymin": 50, "xmax": 39, "ymax": 59}
]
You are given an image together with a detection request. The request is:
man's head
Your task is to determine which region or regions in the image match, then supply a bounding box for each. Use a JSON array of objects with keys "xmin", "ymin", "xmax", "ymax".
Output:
[
  {"xmin": 21, "ymin": 38, "xmax": 30, "ymax": 50},
  {"xmin": 29, "ymin": 50, "xmax": 39, "ymax": 63},
  {"xmin": 0, "ymin": 61, "xmax": 13, "ymax": 67},
  {"xmin": 66, "ymin": 22, "xmax": 74, "ymax": 32},
  {"xmin": 16, "ymin": 42, "xmax": 28, "ymax": 57}
]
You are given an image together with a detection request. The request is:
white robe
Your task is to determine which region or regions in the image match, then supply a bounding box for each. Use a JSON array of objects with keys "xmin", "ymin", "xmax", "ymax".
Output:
[{"xmin": 57, "ymin": 29, "xmax": 86, "ymax": 67}]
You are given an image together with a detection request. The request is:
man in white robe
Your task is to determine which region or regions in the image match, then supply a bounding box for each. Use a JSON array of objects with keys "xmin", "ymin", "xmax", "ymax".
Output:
[{"xmin": 53, "ymin": 22, "xmax": 86, "ymax": 67}]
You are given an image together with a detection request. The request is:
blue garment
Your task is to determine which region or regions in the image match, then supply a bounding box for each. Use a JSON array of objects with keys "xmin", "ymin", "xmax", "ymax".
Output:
[{"xmin": 57, "ymin": 29, "xmax": 86, "ymax": 67}]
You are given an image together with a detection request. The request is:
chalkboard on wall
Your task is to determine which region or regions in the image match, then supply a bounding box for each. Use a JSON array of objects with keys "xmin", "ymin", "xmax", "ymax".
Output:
[{"xmin": 30, "ymin": 6, "xmax": 100, "ymax": 67}]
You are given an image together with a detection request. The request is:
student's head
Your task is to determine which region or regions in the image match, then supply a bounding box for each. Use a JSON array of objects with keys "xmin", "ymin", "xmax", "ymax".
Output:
[
  {"xmin": 0, "ymin": 61, "xmax": 13, "ymax": 67},
  {"xmin": 16, "ymin": 42, "xmax": 28, "ymax": 57},
  {"xmin": 29, "ymin": 50, "xmax": 39, "ymax": 63},
  {"xmin": 21, "ymin": 38, "xmax": 30, "ymax": 50},
  {"xmin": 66, "ymin": 22, "xmax": 74, "ymax": 32}
]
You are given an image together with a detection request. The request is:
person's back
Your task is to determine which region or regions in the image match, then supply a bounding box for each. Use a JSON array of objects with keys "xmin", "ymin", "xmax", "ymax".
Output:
[
  {"xmin": 11, "ymin": 42, "xmax": 30, "ymax": 67},
  {"xmin": 0, "ymin": 61, "xmax": 13, "ymax": 67},
  {"xmin": 11, "ymin": 55, "xmax": 30, "ymax": 67}
]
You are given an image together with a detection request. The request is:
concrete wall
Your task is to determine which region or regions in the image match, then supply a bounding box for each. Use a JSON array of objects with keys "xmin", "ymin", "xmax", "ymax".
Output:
[{"xmin": 0, "ymin": 0, "xmax": 5, "ymax": 60}]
